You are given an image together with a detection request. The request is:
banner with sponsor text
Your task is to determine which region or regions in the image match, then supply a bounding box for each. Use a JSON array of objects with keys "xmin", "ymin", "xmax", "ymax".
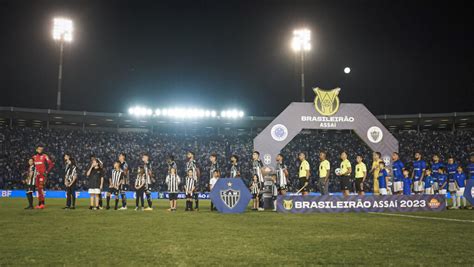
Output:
[{"xmin": 277, "ymin": 194, "xmax": 446, "ymax": 213}]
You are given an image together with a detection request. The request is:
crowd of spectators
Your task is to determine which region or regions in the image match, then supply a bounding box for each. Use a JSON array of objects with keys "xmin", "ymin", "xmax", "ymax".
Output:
[{"xmin": 0, "ymin": 127, "xmax": 472, "ymax": 193}]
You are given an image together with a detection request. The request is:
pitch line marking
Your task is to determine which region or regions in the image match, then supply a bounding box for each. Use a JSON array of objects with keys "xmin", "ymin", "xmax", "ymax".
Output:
[{"xmin": 369, "ymin": 212, "xmax": 474, "ymax": 223}]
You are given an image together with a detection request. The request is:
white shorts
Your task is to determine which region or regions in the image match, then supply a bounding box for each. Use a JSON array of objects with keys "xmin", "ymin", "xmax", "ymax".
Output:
[
  {"xmin": 433, "ymin": 182, "xmax": 439, "ymax": 191},
  {"xmin": 394, "ymin": 181, "xmax": 403, "ymax": 192},
  {"xmin": 448, "ymin": 182, "xmax": 457, "ymax": 192},
  {"xmin": 379, "ymin": 188, "xmax": 388, "ymax": 195},
  {"xmin": 456, "ymin": 187, "xmax": 465, "ymax": 197},
  {"xmin": 438, "ymin": 189, "xmax": 447, "ymax": 195},
  {"xmin": 414, "ymin": 181, "xmax": 424, "ymax": 192},
  {"xmin": 424, "ymin": 188, "xmax": 434, "ymax": 195},
  {"xmin": 88, "ymin": 188, "xmax": 101, "ymax": 194}
]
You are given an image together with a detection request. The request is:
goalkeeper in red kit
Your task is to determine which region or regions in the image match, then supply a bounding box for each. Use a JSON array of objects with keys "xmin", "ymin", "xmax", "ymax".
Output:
[{"xmin": 32, "ymin": 145, "xmax": 54, "ymax": 209}]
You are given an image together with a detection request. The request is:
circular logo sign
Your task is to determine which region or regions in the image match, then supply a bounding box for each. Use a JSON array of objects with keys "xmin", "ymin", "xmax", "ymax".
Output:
[
  {"xmin": 367, "ymin": 126, "xmax": 383, "ymax": 143},
  {"xmin": 271, "ymin": 124, "xmax": 288, "ymax": 142},
  {"xmin": 263, "ymin": 154, "xmax": 272, "ymax": 165},
  {"xmin": 382, "ymin": 155, "xmax": 391, "ymax": 166}
]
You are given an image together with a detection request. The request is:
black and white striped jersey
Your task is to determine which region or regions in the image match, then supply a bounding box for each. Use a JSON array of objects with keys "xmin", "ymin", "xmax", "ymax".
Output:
[
  {"xmin": 166, "ymin": 174, "xmax": 181, "ymax": 193},
  {"xmin": 65, "ymin": 164, "xmax": 77, "ymax": 184},
  {"xmin": 27, "ymin": 165, "xmax": 37, "ymax": 186},
  {"xmin": 186, "ymin": 160, "xmax": 198, "ymax": 180},
  {"xmin": 276, "ymin": 162, "xmax": 288, "ymax": 187},
  {"xmin": 110, "ymin": 169, "xmax": 124, "ymax": 188},
  {"xmin": 143, "ymin": 162, "xmax": 152, "ymax": 186},
  {"xmin": 185, "ymin": 176, "xmax": 195, "ymax": 193},
  {"xmin": 135, "ymin": 174, "xmax": 146, "ymax": 188},
  {"xmin": 252, "ymin": 160, "xmax": 264, "ymax": 183},
  {"xmin": 230, "ymin": 163, "xmax": 240, "ymax": 178},
  {"xmin": 250, "ymin": 181, "xmax": 260, "ymax": 195}
]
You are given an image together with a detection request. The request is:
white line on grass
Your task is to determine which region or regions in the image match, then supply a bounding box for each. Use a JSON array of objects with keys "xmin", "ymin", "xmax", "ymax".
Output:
[{"xmin": 369, "ymin": 212, "xmax": 474, "ymax": 223}]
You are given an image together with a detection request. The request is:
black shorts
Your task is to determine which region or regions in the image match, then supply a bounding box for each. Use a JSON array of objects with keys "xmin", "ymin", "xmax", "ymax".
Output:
[
  {"xmin": 252, "ymin": 193, "xmax": 258, "ymax": 199},
  {"xmin": 340, "ymin": 176, "xmax": 352, "ymax": 191},
  {"xmin": 26, "ymin": 185, "xmax": 36, "ymax": 193},
  {"xmin": 355, "ymin": 178, "xmax": 364, "ymax": 193},
  {"xmin": 169, "ymin": 193, "xmax": 178, "ymax": 200},
  {"xmin": 186, "ymin": 193, "xmax": 193, "ymax": 199},
  {"xmin": 278, "ymin": 184, "xmax": 288, "ymax": 191},
  {"xmin": 298, "ymin": 177, "xmax": 308, "ymax": 192},
  {"xmin": 108, "ymin": 188, "xmax": 119, "ymax": 195}
]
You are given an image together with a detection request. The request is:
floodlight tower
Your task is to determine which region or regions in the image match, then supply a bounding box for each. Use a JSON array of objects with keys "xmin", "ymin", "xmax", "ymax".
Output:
[
  {"xmin": 52, "ymin": 18, "xmax": 73, "ymax": 110},
  {"xmin": 291, "ymin": 29, "xmax": 311, "ymax": 102}
]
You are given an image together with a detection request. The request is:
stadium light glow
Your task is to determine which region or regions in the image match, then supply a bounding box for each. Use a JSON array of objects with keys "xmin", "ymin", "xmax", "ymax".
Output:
[
  {"xmin": 52, "ymin": 18, "xmax": 73, "ymax": 42},
  {"xmin": 128, "ymin": 106, "xmax": 243, "ymax": 119},
  {"xmin": 291, "ymin": 29, "xmax": 311, "ymax": 52}
]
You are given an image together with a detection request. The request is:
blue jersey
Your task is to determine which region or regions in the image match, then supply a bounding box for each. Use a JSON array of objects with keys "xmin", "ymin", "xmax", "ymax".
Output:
[
  {"xmin": 424, "ymin": 176, "xmax": 434, "ymax": 189},
  {"xmin": 437, "ymin": 174, "xmax": 448, "ymax": 189},
  {"xmin": 412, "ymin": 160, "xmax": 426, "ymax": 180},
  {"xmin": 454, "ymin": 172, "xmax": 466, "ymax": 188},
  {"xmin": 446, "ymin": 163, "xmax": 458, "ymax": 176},
  {"xmin": 402, "ymin": 177, "xmax": 412, "ymax": 195},
  {"xmin": 467, "ymin": 163, "xmax": 474, "ymax": 179},
  {"xmin": 378, "ymin": 169, "xmax": 388, "ymax": 189},
  {"xmin": 392, "ymin": 160, "xmax": 404, "ymax": 182},
  {"xmin": 431, "ymin": 161, "xmax": 444, "ymax": 179}
]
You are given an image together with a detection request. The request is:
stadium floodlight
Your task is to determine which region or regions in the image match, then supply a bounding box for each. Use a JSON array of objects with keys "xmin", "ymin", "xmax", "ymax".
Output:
[
  {"xmin": 52, "ymin": 17, "xmax": 73, "ymax": 111},
  {"xmin": 128, "ymin": 106, "xmax": 152, "ymax": 117},
  {"xmin": 128, "ymin": 107, "xmax": 243, "ymax": 119},
  {"xmin": 291, "ymin": 28, "xmax": 311, "ymax": 102}
]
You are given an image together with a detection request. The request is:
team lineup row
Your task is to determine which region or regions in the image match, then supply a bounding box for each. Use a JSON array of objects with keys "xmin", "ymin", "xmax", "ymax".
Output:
[{"xmin": 24, "ymin": 146, "xmax": 474, "ymax": 211}]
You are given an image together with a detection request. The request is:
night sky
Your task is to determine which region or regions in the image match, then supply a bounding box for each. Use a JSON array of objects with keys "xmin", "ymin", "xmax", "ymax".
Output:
[{"xmin": 1, "ymin": 0, "xmax": 473, "ymax": 116}]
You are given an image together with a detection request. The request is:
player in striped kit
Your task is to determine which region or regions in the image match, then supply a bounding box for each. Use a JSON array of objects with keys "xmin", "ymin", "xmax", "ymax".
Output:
[
  {"xmin": 134, "ymin": 166, "xmax": 146, "ymax": 211},
  {"xmin": 229, "ymin": 155, "xmax": 240, "ymax": 178},
  {"xmin": 165, "ymin": 167, "xmax": 181, "ymax": 212},
  {"xmin": 142, "ymin": 153, "xmax": 153, "ymax": 211},
  {"xmin": 24, "ymin": 158, "xmax": 36, "ymax": 209},
  {"xmin": 106, "ymin": 161, "xmax": 124, "ymax": 210},
  {"xmin": 209, "ymin": 153, "xmax": 220, "ymax": 180},
  {"xmin": 118, "ymin": 153, "xmax": 129, "ymax": 210},
  {"xmin": 184, "ymin": 169, "xmax": 196, "ymax": 211},
  {"xmin": 249, "ymin": 174, "xmax": 260, "ymax": 211},
  {"xmin": 275, "ymin": 154, "xmax": 289, "ymax": 195},
  {"xmin": 63, "ymin": 154, "xmax": 78, "ymax": 209},
  {"xmin": 252, "ymin": 151, "xmax": 264, "ymax": 210},
  {"xmin": 186, "ymin": 151, "xmax": 200, "ymax": 211}
]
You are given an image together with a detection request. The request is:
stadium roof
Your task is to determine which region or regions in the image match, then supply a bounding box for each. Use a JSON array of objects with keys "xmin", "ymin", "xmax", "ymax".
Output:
[{"xmin": 0, "ymin": 106, "xmax": 473, "ymax": 132}]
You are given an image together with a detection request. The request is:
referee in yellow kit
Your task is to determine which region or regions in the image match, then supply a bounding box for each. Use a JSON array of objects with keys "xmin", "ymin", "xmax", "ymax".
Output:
[
  {"xmin": 355, "ymin": 155, "xmax": 367, "ymax": 195},
  {"xmin": 337, "ymin": 151, "xmax": 352, "ymax": 196},
  {"xmin": 298, "ymin": 152, "xmax": 310, "ymax": 195}
]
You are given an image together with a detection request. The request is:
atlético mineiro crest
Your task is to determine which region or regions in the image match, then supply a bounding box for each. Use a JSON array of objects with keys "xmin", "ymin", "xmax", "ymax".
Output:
[{"xmin": 220, "ymin": 182, "xmax": 240, "ymax": 209}]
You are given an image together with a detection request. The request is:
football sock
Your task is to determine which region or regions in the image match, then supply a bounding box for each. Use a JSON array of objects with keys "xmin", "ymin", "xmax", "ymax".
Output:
[
  {"xmin": 115, "ymin": 198, "xmax": 119, "ymax": 209},
  {"xmin": 106, "ymin": 196, "xmax": 111, "ymax": 208},
  {"xmin": 121, "ymin": 194, "xmax": 127, "ymax": 207},
  {"xmin": 27, "ymin": 192, "xmax": 33, "ymax": 207},
  {"xmin": 452, "ymin": 196, "xmax": 457, "ymax": 208}
]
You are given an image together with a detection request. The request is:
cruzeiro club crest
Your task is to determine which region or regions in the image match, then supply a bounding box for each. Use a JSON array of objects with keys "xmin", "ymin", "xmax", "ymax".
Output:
[
  {"xmin": 313, "ymin": 87, "xmax": 341, "ymax": 116},
  {"xmin": 283, "ymin": 199, "xmax": 293, "ymax": 210},
  {"xmin": 220, "ymin": 182, "xmax": 240, "ymax": 209}
]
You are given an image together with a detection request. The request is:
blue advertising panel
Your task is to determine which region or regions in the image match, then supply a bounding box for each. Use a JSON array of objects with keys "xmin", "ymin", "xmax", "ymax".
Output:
[
  {"xmin": 209, "ymin": 178, "xmax": 251, "ymax": 213},
  {"xmin": 277, "ymin": 195, "xmax": 446, "ymax": 213},
  {"xmin": 463, "ymin": 179, "xmax": 474, "ymax": 205}
]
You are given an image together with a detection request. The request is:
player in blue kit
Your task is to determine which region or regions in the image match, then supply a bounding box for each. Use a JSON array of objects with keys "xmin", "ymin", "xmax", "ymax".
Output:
[
  {"xmin": 446, "ymin": 156, "xmax": 458, "ymax": 182},
  {"xmin": 423, "ymin": 169, "xmax": 435, "ymax": 195},
  {"xmin": 378, "ymin": 161, "xmax": 389, "ymax": 195},
  {"xmin": 412, "ymin": 152, "xmax": 426, "ymax": 194},
  {"xmin": 402, "ymin": 169, "xmax": 412, "ymax": 195},
  {"xmin": 431, "ymin": 154, "xmax": 444, "ymax": 193},
  {"xmin": 467, "ymin": 154, "xmax": 474, "ymax": 180},
  {"xmin": 437, "ymin": 167, "xmax": 448, "ymax": 207},
  {"xmin": 453, "ymin": 166, "xmax": 467, "ymax": 209},
  {"xmin": 392, "ymin": 152, "xmax": 404, "ymax": 195}
]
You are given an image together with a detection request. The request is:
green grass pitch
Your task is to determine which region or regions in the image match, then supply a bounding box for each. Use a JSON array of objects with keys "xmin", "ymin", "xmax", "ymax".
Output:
[{"xmin": 1, "ymin": 198, "xmax": 473, "ymax": 266}]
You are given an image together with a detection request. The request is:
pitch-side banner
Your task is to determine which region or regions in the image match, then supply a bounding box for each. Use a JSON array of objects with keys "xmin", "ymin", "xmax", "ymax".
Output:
[{"xmin": 277, "ymin": 195, "xmax": 446, "ymax": 213}]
